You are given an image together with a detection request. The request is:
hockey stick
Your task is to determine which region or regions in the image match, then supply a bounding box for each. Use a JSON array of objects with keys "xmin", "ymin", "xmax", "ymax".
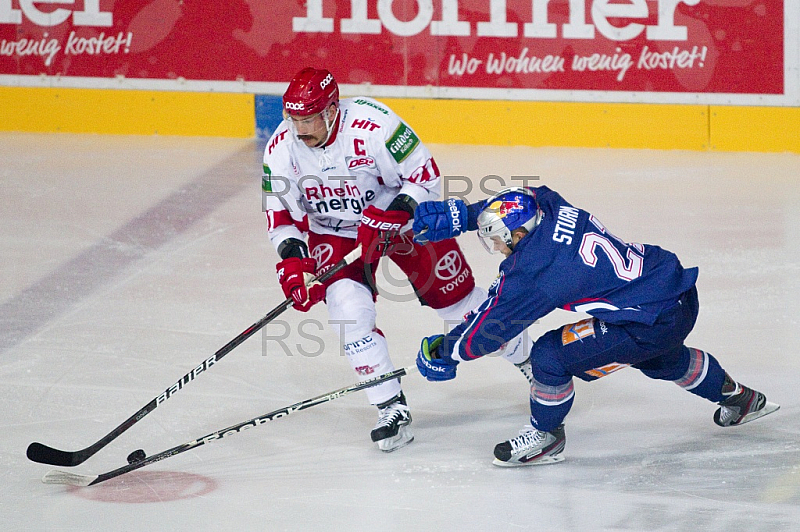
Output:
[
  {"xmin": 27, "ymin": 245, "xmax": 363, "ymax": 467},
  {"xmin": 42, "ymin": 365, "xmax": 414, "ymax": 487}
]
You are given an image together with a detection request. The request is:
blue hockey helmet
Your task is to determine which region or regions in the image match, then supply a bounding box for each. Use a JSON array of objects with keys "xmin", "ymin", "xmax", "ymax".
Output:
[{"xmin": 477, "ymin": 187, "xmax": 542, "ymax": 253}]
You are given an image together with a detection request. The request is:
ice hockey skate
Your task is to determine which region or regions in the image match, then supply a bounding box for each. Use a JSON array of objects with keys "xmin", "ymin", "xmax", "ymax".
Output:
[
  {"xmin": 370, "ymin": 393, "xmax": 414, "ymax": 452},
  {"xmin": 515, "ymin": 356, "xmax": 534, "ymax": 386},
  {"xmin": 714, "ymin": 380, "xmax": 780, "ymax": 427},
  {"xmin": 493, "ymin": 424, "xmax": 566, "ymax": 467}
]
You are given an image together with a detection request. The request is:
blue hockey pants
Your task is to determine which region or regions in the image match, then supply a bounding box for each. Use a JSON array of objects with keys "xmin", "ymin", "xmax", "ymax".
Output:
[{"xmin": 528, "ymin": 287, "xmax": 728, "ymax": 432}]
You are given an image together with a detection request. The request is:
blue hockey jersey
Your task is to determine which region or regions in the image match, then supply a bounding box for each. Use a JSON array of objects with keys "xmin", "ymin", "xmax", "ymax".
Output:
[{"xmin": 443, "ymin": 186, "xmax": 698, "ymax": 362}]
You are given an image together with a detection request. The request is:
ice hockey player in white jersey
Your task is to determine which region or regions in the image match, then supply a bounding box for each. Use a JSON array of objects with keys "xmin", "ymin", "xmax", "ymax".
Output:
[{"xmin": 262, "ymin": 67, "xmax": 529, "ymax": 452}]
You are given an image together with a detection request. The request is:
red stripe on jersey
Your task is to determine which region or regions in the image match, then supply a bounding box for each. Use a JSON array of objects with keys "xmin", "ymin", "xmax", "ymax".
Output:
[
  {"xmin": 463, "ymin": 273, "xmax": 507, "ymax": 360},
  {"xmin": 267, "ymin": 209, "xmax": 309, "ymax": 233},
  {"xmin": 267, "ymin": 209, "xmax": 294, "ymax": 230},
  {"xmin": 296, "ymin": 214, "xmax": 309, "ymax": 233},
  {"xmin": 561, "ymin": 296, "xmax": 611, "ymax": 312}
]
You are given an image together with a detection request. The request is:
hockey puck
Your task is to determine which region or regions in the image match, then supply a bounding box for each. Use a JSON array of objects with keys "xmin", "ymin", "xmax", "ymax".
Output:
[{"xmin": 127, "ymin": 449, "xmax": 146, "ymax": 464}]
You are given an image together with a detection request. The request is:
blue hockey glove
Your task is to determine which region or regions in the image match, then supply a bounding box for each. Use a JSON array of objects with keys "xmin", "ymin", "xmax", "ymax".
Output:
[
  {"xmin": 416, "ymin": 335, "xmax": 459, "ymax": 382},
  {"xmin": 413, "ymin": 199, "xmax": 468, "ymax": 244}
]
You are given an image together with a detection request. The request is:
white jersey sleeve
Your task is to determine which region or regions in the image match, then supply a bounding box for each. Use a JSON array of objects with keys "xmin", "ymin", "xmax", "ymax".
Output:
[{"xmin": 262, "ymin": 125, "xmax": 308, "ymax": 253}]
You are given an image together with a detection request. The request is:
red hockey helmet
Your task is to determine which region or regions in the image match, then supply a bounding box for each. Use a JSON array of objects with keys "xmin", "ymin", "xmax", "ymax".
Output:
[{"xmin": 283, "ymin": 67, "xmax": 339, "ymax": 117}]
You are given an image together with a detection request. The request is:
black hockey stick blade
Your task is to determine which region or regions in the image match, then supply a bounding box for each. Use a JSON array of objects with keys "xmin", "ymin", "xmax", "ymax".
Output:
[
  {"xmin": 27, "ymin": 443, "xmax": 88, "ymax": 469},
  {"xmin": 28, "ymin": 245, "xmax": 363, "ymax": 467},
  {"xmin": 42, "ymin": 364, "xmax": 412, "ymax": 487},
  {"xmin": 27, "ymin": 400, "xmax": 156, "ymax": 467}
]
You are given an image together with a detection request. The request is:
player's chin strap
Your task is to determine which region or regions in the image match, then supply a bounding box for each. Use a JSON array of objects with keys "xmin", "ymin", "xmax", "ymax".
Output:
[{"xmin": 317, "ymin": 106, "xmax": 340, "ymax": 148}]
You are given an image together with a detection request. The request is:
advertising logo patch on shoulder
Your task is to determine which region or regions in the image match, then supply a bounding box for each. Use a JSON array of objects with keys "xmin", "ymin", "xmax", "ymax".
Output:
[
  {"xmin": 386, "ymin": 123, "xmax": 420, "ymax": 163},
  {"xmin": 353, "ymin": 98, "xmax": 389, "ymax": 115},
  {"xmin": 262, "ymin": 164, "xmax": 272, "ymax": 192}
]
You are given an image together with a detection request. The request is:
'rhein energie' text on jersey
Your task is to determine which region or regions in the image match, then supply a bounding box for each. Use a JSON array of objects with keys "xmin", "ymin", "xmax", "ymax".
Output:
[{"xmin": 262, "ymin": 97, "xmax": 440, "ymax": 251}]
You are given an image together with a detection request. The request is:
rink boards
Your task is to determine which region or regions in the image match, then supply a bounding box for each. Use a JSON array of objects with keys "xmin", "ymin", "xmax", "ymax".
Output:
[{"xmin": 2, "ymin": 86, "xmax": 798, "ymax": 153}]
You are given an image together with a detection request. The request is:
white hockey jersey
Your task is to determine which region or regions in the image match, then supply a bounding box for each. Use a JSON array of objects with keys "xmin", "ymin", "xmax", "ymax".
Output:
[{"xmin": 261, "ymin": 97, "xmax": 441, "ymax": 252}]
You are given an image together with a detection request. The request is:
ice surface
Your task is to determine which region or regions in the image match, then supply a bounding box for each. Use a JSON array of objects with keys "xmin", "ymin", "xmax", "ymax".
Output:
[{"xmin": 2, "ymin": 133, "xmax": 799, "ymax": 531}]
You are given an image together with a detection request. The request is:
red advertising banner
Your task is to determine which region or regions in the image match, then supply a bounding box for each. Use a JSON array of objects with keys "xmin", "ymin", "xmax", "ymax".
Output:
[{"xmin": 0, "ymin": 0, "xmax": 784, "ymax": 94}]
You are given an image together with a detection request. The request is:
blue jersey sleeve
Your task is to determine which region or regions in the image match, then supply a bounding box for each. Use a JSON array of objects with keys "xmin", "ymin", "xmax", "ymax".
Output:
[
  {"xmin": 466, "ymin": 200, "xmax": 486, "ymax": 231},
  {"xmin": 440, "ymin": 254, "xmax": 556, "ymax": 362}
]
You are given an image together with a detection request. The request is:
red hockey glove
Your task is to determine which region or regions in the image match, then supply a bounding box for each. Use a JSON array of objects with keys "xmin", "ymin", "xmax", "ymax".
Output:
[
  {"xmin": 276, "ymin": 257, "xmax": 325, "ymax": 312},
  {"xmin": 356, "ymin": 205, "xmax": 410, "ymax": 262}
]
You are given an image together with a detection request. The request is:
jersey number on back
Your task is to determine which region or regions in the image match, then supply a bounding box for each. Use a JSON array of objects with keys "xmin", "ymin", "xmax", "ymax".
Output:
[{"xmin": 579, "ymin": 216, "xmax": 644, "ymax": 282}]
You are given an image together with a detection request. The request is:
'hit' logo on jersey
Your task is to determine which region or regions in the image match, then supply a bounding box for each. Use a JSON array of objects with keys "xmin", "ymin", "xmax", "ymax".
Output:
[
  {"xmin": 351, "ymin": 119, "xmax": 381, "ymax": 132},
  {"xmin": 268, "ymin": 130, "xmax": 288, "ymax": 155}
]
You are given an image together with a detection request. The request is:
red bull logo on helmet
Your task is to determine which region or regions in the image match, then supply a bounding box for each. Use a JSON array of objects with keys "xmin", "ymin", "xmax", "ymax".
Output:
[{"xmin": 489, "ymin": 197, "xmax": 525, "ymax": 218}]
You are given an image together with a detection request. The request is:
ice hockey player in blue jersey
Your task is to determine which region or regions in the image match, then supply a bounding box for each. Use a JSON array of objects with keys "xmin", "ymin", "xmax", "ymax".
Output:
[{"xmin": 412, "ymin": 186, "xmax": 780, "ymax": 467}]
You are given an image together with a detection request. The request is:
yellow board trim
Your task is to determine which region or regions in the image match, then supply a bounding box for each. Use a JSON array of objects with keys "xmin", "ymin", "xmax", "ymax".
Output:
[
  {"xmin": 0, "ymin": 87, "xmax": 254, "ymax": 137},
  {"xmin": 1, "ymin": 87, "xmax": 798, "ymax": 153},
  {"xmin": 385, "ymin": 99, "xmax": 710, "ymax": 150},
  {"xmin": 710, "ymin": 106, "xmax": 800, "ymax": 153}
]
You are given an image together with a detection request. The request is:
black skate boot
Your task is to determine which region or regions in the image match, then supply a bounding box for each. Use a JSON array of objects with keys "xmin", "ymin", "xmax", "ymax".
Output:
[
  {"xmin": 370, "ymin": 392, "xmax": 414, "ymax": 452},
  {"xmin": 493, "ymin": 424, "xmax": 566, "ymax": 467},
  {"xmin": 714, "ymin": 374, "xmax": 780, "ymax": 427}
]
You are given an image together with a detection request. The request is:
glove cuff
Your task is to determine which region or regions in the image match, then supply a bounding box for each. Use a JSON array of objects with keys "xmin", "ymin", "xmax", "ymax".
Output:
[
  {"xmin": 363, "ymin": 205, "xmax": 411, "ymax": 224},
  {"xmin": 299, "ymin": 257, "xmax": 317, "ymax": 274}
]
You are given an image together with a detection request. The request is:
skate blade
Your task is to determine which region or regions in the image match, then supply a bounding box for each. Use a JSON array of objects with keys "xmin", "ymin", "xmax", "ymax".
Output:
[
  {"xmin": 739, "ymin": 401, "xmax": 780, "ymax": 425},
  {"xmin": 377, "ymin": 427, "xmax": 414, "ymax": 453},
  {"xmin": 492, "ymin": 454, "xmax": 565, "ymax": 467}
]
